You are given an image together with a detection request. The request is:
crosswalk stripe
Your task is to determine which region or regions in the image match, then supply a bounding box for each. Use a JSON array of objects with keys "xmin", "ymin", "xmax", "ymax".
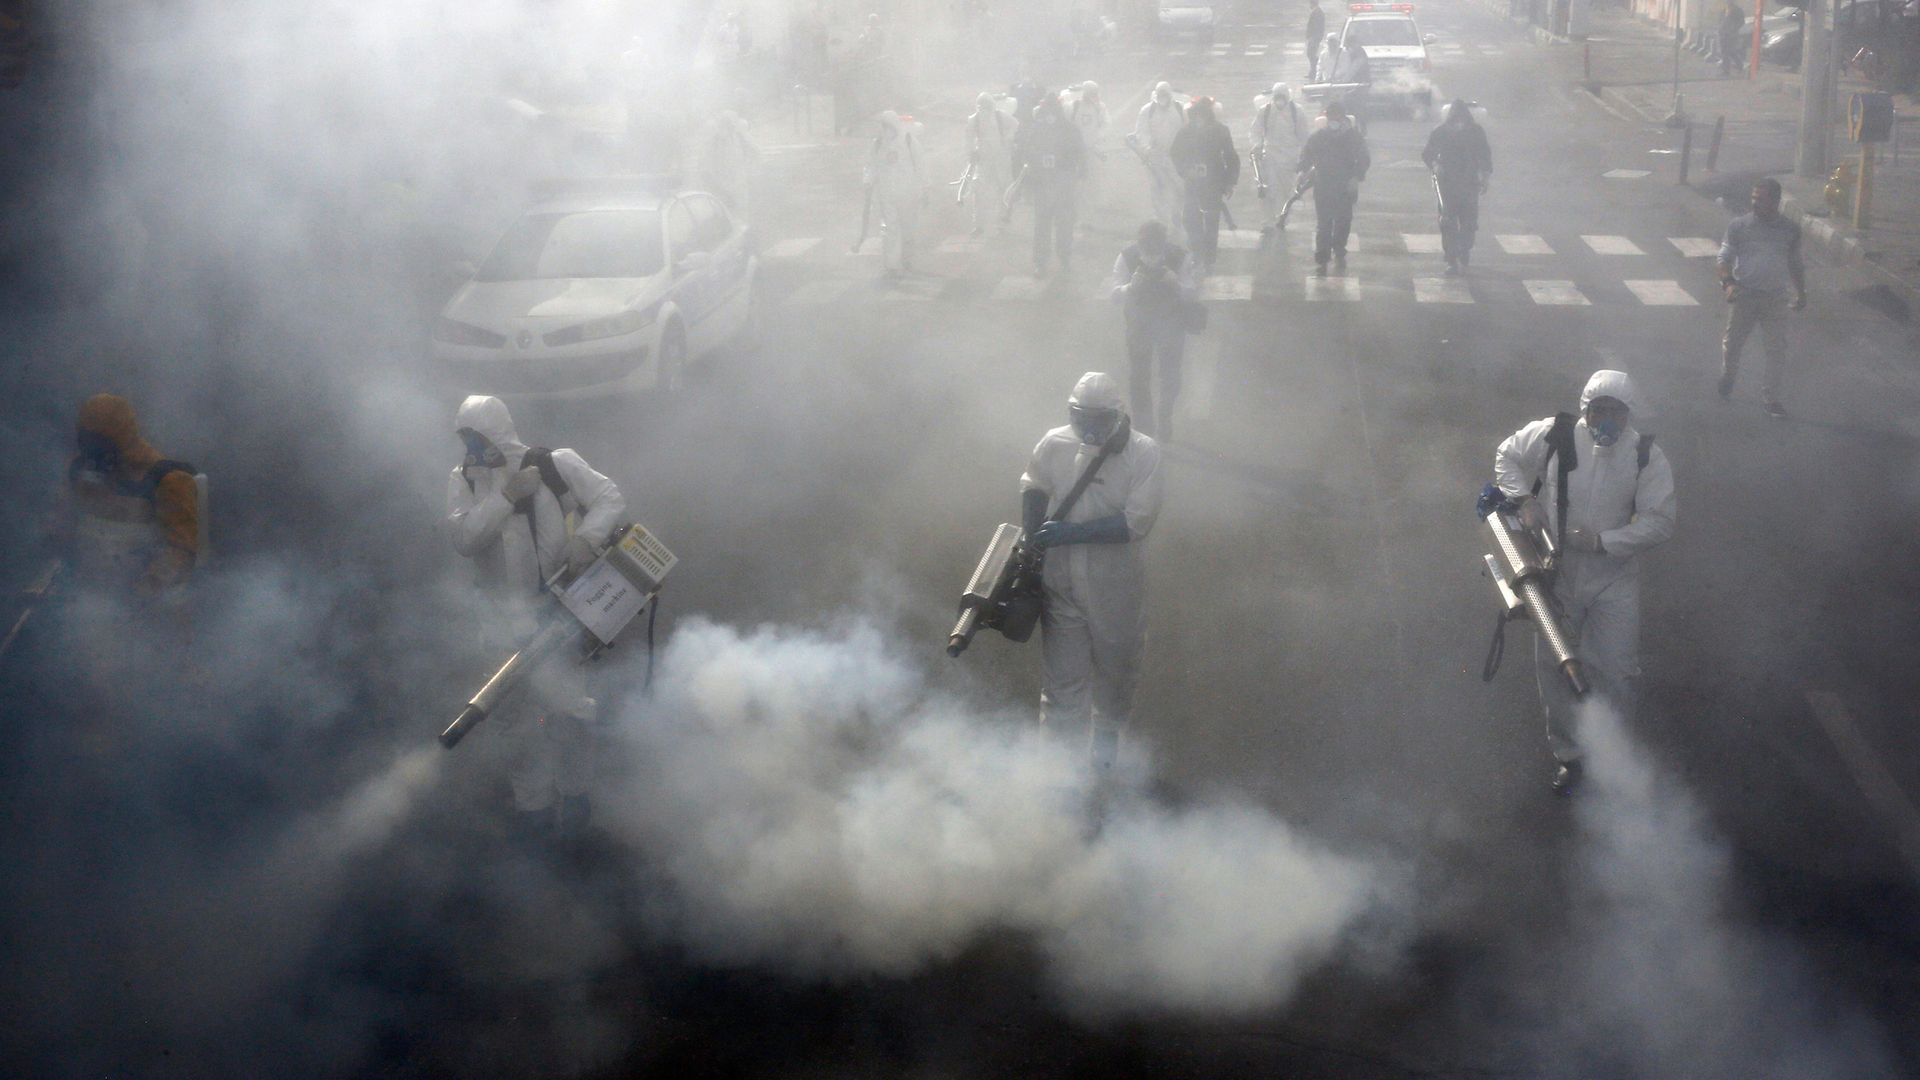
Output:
[
  {"xmin": 1403, "ymin": 233, "xmax": 1444, "ymax": 254},
  {"xmin": 1217, "ymin": 229, "xmax": 1263, "ymax": 250},
  {"xmin": 1624, "ymin": 279, "xmax": 1698, "ymax": 305},
  {"xmin": 1305, "ymin": 275, "xmax": 1362, "ymax": 301},
  {"xmin": 1582, "ymin": 235, "xmax": 1644, "ymax": 255},
  {"xmin": 1669, "ymin": 236, "xmax": 1721, "ymax": 257},
  {"xmin": 1247, "ymin": 45, "xmax": 1270, "ymax": 55},
  {"xmin": 1496, "ymin": 234, "xmax": 1553, "ymax": 255},
  {"xmin": 1523, "ymin": 280, "xmax": 1589, "ymax": 305},
  {"xmin": 764, "ymin": 237, "xmax": 821, "ymax": 258},
  {"xmin": 1413, "ymin": 276, "xmax": 1473, "ymax": 303},
  {"xmin": 1204, "ymin": 275, "xmax": 1254, "ymax": 300}
]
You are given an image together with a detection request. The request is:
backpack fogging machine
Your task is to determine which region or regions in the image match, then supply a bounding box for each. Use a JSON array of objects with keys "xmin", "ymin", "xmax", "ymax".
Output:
[
  {"xmin": 1478, "ymin": 495, "xmax": 1589, "ymax": 698},
  {"xmin": 946, "ymin": 522, "xmax": 1043, "ymax": 657},
  {"xmin": 440, "ymin": 522, "xmax": 678, "ymax": 748}
]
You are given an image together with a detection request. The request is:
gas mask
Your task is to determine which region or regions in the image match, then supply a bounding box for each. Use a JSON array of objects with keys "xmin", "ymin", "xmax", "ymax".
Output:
[
  {"xmin": 1069, "ymin": 405, "xmax": 1121, "ymax": 446},
  {"xmin": 460, "ymin": 428, "xmax": 507, "ymax": 468},
  {"xmin": 1584, "ymin": 401, "xmax": 1628, "ymax": 447}
]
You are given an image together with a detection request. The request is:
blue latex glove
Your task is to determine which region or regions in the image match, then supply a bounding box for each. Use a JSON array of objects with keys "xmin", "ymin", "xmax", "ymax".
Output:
[
  {"xmin": 1030, "ymin": 520, "xmax": 1086, "ymax": 549},
  {"xmin": 1032, "ymin": 515, "xmax": 1129, "ymax": 549},
  {"xmin": 1475, "ymin": 483, "xmax": 1517, "ymax": 519}
]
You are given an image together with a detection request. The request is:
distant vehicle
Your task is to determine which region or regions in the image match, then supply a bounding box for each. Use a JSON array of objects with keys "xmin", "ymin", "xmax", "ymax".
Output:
[
  {"xmin": 1760, "ymin": 0, "xmax": 1898, "ymax": 70},
  {"xmin": 1337, "ymin": 3, "xmax": 1436, "ymax": 116},
  {"xmin": 1152, "ymin": 0, "xmax": 1217, "ymax": 45},
  {"xmin": 432, "ymin": 183, "xmax": 759, "ymax": 400}
]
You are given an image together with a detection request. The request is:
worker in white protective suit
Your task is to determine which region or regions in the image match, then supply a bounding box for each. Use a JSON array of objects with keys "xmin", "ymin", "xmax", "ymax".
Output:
[
  {"xmin": 1131, "ymin": 82, "xmax": 1186, "ymax": 244},
  {"xmin": 1249, "ymin": 82, "xmax": 1300, "ymax": 236},
  {"xmin": 445, "ymin": 395, "xmax": 627, "ymax": 840},
  {"xmin": 966, "ymin": 91, "xmax": 1018, "ymax": 235},
  {"xmin": 1067, "ymin": 81, "xmax": 1110, "ymax": 228},
  {"xmin": 863, "ymin": 109, "xmax": 927, "ymax": 275},
  {"xmin": 1493, "ymin": 370, "xmax": 1676, "ymax": 794},
  {"xmin": 693, "ymin": 109, "xmax": 761, "ymax": 221},
  {"xmin": 1021, "ymin": 372, "xmax": 1165, "ymax": 771}
]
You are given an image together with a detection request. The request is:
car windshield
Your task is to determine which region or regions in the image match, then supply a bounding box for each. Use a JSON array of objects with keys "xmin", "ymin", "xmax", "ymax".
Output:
[
  {"xmin": 1345, "ymin": 19, "xmax": 1420, "ymax": 46},
  {"xmin": 476, "ymin": 210, "xmax": 663, "ymax": 281}
]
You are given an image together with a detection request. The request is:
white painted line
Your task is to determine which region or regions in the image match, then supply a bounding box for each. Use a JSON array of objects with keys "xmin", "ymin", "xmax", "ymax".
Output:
[
  {"xmin": 1602, "ymin": 168, "xmax": 1652, "ymax": 179},
  {"xmin": 764, "ymin": 237, "xmax": 821, "ymax": 258},
  {"xmin": 1217, "ymin": 229, "xmax": 1262, "ymax": 250},
  {"xmin": 1203, "ymin": 275, "xmax": 1254, "ymax": 300},
  {"xmin": 989, "ymin": 276, "xmax": 1047, "ymax": 301},
  {"xmin": 1497, "ymin": 234, "xmax": 1554, "ymax": 255},
  {"xmin": 935, "ymin": 235, "xmax": 984, "ymax": 254},
  {"xmin": 784, "ymin": 280, "xmax": 846, "ymax": 305},
  {"xmin": 1669, "ymin": 236, "xmax": 1721, "ymax": 257},
  {"xmin": 1624, "ymin": 279, "xmax": 1698, "ymax": 306},
  {"xmin": 1177, "ymin": 335, "xmax": 1221, "ymax": 425},
  {"xmin": 1523, "ymin": 280, "xmax": 1589, "ymax": 305},
  {"xmin": 1583, "ymin": 234, "xmax": 1644, "ymax": 255},
  {"xmin": 1403, "ymin": 233, "xmax": 1444, "ymax": 254},
  {"xmin": 1305, "ymin": 274, "xmax": 1361, "ymax": 301},
  {"xmin": 1413, "ymin": 276, "xmax": 1473, "ymax": 303},
  {"xmin": 1806, "ymin": 691, "xmax": 1920, "ymax": 883}
]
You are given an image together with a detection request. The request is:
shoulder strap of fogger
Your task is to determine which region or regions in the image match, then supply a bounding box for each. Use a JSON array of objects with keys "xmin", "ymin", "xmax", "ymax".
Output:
[
  {"xmin": 1051, "ymin": 418, "xmax": 1132, "ymax": 523},
  {"xmin": 1530, "ymin": 412, "xmax": 1576, "ymax": 543}
]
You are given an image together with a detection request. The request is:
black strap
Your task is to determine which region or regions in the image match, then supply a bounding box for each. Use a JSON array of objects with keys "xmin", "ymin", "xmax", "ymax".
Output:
[
  {"xmin": 1481, "ymin": 609, "xmax": 1507, "ymax": 682},
  {"xmin": 1052, "ymin": 418, "xmax": 1132, "ymax": 523},
  {"xmin": 1529, "ymin": 412, "xmax": 1576, "ymax": 544},
  {"xmin": 520, "ymin": 448, "xmax": 570, "ymax": 501},
  {"xmin": 1637, "ymin": 433, "xmax": 1654, "ymax": 471}
]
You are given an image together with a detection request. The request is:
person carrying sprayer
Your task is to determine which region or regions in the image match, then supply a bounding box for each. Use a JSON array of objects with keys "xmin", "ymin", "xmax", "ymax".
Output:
[
  {"xmin": 860, "ymin": 110, "xmax": 928, "ymax": 276},
  {"xmin": 1249, "ymin": 82, "xmax": 1301, "ymax": 242},
  {"xmin": 1013, "ymin": 94, "xmax": 1086, "ymax": 276},
  {"xmin": 965, "ymin": 91, "xmax": 1018, "ymax": 236},
  {"xmin": 1130, "ymin": 81, "xmax": 1186, "ymax": 244},
  {"xmin": 1490, "ymin": 371, "xmax": 1676, "ymax": 794},
  {"xmin": 445, "ymin": 395, "xmax": 626, "ymax": 842},
  {"xmin": 1066, "ymin": 81, "xmax": 1110, "ymax": 229},
  {"xmin": 1169, "ymin": 96, "xmax": 1238, "ymax": 272},
  {"xmin": 1108, "ymin": 220, "xmax": 1200, "ymax": 442},
  {"xmin": 1021, "ymin": 373, "xmax": 1164, "ymax": 772},
  {"xmin": 1421, "ymin": 98, "xmax": 1492, "ymax": 276},
  {"xmin": 1296, "ymin": 99, "xmax": 1369, "ymax": 276}
]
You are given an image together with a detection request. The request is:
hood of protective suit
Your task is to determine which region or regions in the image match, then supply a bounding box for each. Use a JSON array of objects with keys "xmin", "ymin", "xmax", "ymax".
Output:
[
  {"xmin": 1579, "ymin": 370, "xmax": 1639, "ymax": 413},
  {"xmin": 975, "ymin": 91, "xmax": 995, "ymax": 109},
  {"xmin": 1153, "ymin": 81, "xmax": 1172, "ymax": 100},
  {"xmin": 455, "ymin": 394, "xmax": 527, "ymax": 458},
  {"xmin": 76, "ymin": 393, "xmax": 160, "ymax": 474},
  {"xmin": 1445, "ymin": 98, "xmax": 1475, "ymax": 125},
  {"xmin": 877, "ymin": 109, "xmax": 902, "ymax": 134},
  {"xmin": 1069, "ymin": 372, "xmax": 1126, "ymax": 415}
]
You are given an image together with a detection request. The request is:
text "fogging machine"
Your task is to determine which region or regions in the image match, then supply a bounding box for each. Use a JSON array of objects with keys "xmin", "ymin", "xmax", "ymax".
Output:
[{"xmin": 440, "ymin": 522, "xmax": 677, "ymax": 748}]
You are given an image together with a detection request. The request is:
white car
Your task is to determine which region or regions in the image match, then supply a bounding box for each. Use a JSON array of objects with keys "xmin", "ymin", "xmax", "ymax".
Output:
[
  {"xmin": 432, "ymin": 186, "xmax": 759, "ymax": 399},
  {"xmin": 1152, "ymin": 0, "xmax": 1216, "ymax": 44},
  {"xmin": 1340, "ymin": 3, "xmax": 1436, "ymax": 114}
]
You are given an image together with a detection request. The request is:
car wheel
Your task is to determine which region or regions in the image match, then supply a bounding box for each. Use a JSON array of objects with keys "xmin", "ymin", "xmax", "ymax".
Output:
[{"xmin": 657, "ymin": 321, "xmax": 688, "ymax": 393}]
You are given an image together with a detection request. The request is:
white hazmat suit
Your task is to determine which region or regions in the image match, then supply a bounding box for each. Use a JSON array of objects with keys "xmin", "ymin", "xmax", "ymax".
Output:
[
  {"xmin": 1068, "ymin": 83, "xmax": 1111, "ymax": 223},
  {"xmin": 1249, "ymin": 87, "xmax": 1299, "ymax": 231},
  {"xmin": 966, "ymin": 93, "xmax": 1018, "ymax": 232},
  {"xmin": 863, "ymin": 110, "xmax": 927, "ymax": 273},
  {"xmin": 1021, "ymin": 373, "xmax": 1165, "ymax": 769},
  {"xmin": 694, "ymin": 109, "xmax": 761, "ymax": 221},
  {"xmin": 445, "ymin": 395, "xmax": 627, "ymax": 814},
  {"xmin": 1494, "ymin": 371, "xmax": 1676, "ymax": 764},
  {"xmin": 1132, "ymin": 84, "xmax": 1187, "ymax": 243}
]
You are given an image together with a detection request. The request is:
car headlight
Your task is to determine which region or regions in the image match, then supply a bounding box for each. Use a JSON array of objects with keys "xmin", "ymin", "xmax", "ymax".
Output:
[
  {"xmin": 543, "ymin": 309, "xmax": 649, "ymax": 347},
  {"xmin": 434, "ymin": 317, "xmax": 506, "ymax": 347}
]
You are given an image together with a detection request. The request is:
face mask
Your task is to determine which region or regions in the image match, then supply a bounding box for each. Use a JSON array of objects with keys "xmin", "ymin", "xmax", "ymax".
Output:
[
  {"xmin": 1589, "ymin": 415, "xmax": 1624, "ymax": 447},
  {"xmin": 1069, "ymin": 405, "xmax": 1120, "ymax": 446},
  {"xmin": 460, "ymin": 429, "xmax": 506, "ymax": 468},
  {"xmin": 76, "ymin": 431, "xmax": 119, "ymax": 474}
]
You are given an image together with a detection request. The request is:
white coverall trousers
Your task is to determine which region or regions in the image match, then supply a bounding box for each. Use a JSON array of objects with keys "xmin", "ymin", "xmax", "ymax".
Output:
[
  {"xmin": 1534, "ymin": 555, "xmax": 1639, "ymax": 764},
  {"xmin": 497, "ymin": 638, "xmax": 597, "ymax": 813},
  {"xmin": 876, "ymin": 185, "xmax": 919, "ymax": 272},
  {"xmin": 1040, "ymin": 561, "xmax": 1145, "ymax": 771}
]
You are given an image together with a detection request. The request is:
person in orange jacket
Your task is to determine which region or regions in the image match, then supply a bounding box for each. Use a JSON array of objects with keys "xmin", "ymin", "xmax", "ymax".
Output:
[{"xmin": 58, "ymin": 394, "xmax": 201, "ymax": 598}]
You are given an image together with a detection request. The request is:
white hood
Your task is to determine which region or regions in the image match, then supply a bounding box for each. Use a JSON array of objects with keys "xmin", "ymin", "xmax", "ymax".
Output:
[
  {"xmin": 1580, "ymin": 370, "xmax": 1640, "ymax": 414},
  {"xmin": 455, "ymin": 394, "xmax": 527, "ymax": 458}
]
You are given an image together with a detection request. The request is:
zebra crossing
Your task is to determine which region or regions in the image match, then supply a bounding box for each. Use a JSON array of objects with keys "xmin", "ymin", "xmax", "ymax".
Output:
[{"xmin": 761, "ymin": 228, "xmax": 1727, "ymax": 310}]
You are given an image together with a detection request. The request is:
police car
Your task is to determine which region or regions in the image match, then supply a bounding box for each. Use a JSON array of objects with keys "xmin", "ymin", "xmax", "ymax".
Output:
[
  {"xmin": 432, "ymin": 180, "xmax": 760, "ymax": 400},
  {"xmin": 1340, "ymin": 3, "xmax": 1437, "ymax": 115}
]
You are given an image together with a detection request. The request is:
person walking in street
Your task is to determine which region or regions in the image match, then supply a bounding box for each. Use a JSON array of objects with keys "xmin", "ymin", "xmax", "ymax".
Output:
[
  {"xmin": 1169, "ymin": 96, "xmax": 1238, "ymax": 272},
  {"xmin": 1296, "ymin": 100, "xmax": 1369, "ymax": 276},
  {"xmin": 1718, "ymin": 1, "xmax": 1746, "ymax": 75},
  {"xmin": 1717, "ymin": 177, "xmax": 1806, "ymax": 418},
  {"xmin": 1015, "ymin": 95, "xmax": 1086, "ymax": 275},
  {"xmin": 1491, "ymin": 371, "xmax": 1676, "ymax": 795},
  {"xmin": 1021, "ymin": 372, "xmax": 1165, "ymax": 773},
  {"xmin": 1067, "ymin": 81, "xmax": 1111, "ymax": 229},
  {"xmin": 1421, "ymin": 98, "xmax": 1492, "ymax": 275},
  {"xmin": 863, "ymin": 110, "xmax": 928, "ymax": 276},
  {"xmin": 1108, "ymin": 220, "xmax": 1200, "ymax": 441},
  {"xmin": 1131, "ymin": 81, "xmax": 1186, "ymax": 244},
  {"xmin": 1305, "ymin": 0, "xmax": 1327, "ymax": 81},
  {"xmin": 965, "ymin": 91, "xmax": 1018, "ymax": 235},
  {"xmin": 1250, "ymin": 82, "xmax": 1301, "ymax": 240}
]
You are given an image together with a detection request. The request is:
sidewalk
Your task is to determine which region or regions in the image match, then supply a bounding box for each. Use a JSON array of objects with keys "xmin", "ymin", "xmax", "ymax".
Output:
[{"xmin": 1485, "ymin": 0, "xmax": 1920, "ymax": 313}]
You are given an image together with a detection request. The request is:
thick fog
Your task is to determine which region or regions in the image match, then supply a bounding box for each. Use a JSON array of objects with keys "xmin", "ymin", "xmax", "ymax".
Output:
[{"xmin": 0, "ymin": 1, "xmax": 1903, "ymax": 1077}]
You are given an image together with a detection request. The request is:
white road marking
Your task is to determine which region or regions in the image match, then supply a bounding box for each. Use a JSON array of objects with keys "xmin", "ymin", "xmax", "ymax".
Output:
[
  {"xmin": 1247, "ymin": 45, "xmax": 1270, "ymax": 55},
  {"xmin": 936, "ymin": 235, "xmax": 984, "ymax": 254},
  {"xmin": 1203, "ymin": 275, "xmax": 1254, "ymax": 300},
  {"xmin": 1523, "ymin": 279, "xmax": 1589, "ymax": 305},
  {"xmin": 1403, "ymin": 233, "xmax": 1444, "ymax": 253},
  {"xmin": 1670, "ymin": 236, "xmax": 1721, "ymax": 257},
  {"xmin": 1217, "ymin": 229, "xmax": 1263, "ymax": 250},
  {"xmin": 1497, "ymin": 234, "xmax": 1554, "ymax": 255},
  {"xmin": 1177, "ymin": 335, "xmax": 1221, "ymax": 424},
  {"xmin": 1602, "ymin": 168, "xmax": 1652, "ymax": 179},
  {"xmin": 784, "ymin": 280, "xmax": 847, "ymax": 306},
  {"xmin": 1624, "ymin": 279, "xmax": 1698, "ymax": 305},
  {"xmin": 989, "ymin": 276, "xmax": 1047, "ymax": 301},
  {"xmin": 764, "ymin": 237, "xmax": 821, "ymax": 258},
  {"xmin": 1305, "ymin": 274, "xmax": 1361, "ymax": 301},
  {"xmin": 1413, "ymin": 276, "xmax": 1473, "ymax": 303},
  {"xmin": 1583, "ymin": 234, "xmax": 1644, "ymax": 255},
  {"xmin": 1806, "ymin": 691, "xmax": 1920, "ymax": 883}
]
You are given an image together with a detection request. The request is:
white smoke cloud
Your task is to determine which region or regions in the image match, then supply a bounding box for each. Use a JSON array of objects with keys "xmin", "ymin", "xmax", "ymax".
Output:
[{"xmin": 601, "ymin": 617, "xmax": 1393, "ymax": 1014}]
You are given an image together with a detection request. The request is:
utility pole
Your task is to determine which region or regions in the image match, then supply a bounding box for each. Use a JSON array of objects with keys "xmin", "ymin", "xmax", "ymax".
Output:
[{"xmin": 1796, "ymin": 0, "xmax": 1830, "ymax": 177}]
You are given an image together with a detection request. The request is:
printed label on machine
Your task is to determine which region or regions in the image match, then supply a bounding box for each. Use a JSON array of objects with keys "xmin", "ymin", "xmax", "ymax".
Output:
[{"xmin": 559, "ymin": 559, "xmax": 652, "ymax": 644}]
